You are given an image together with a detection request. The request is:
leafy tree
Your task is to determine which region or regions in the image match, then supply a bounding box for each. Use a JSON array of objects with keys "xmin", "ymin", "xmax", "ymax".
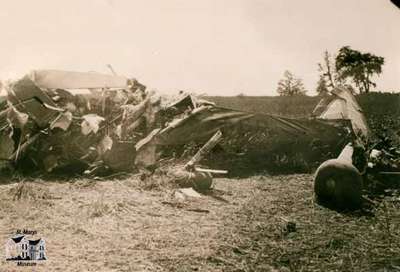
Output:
[
  {"xmin": 315, "ymin": 75, "xmax": 329, "ymax": 96},
  {"xmin": 318, "ymin": 51, "xmax": 343, "ymax": 90},
  {"xmin": 335, "ymin": 46, "xmax": 384, "ymax": 93},
  {"xmin": 276, "ymin": 70, "xmax": 307, "ymax": 96}
]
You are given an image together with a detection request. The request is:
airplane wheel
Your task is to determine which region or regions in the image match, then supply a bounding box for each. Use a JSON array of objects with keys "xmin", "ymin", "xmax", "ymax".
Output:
[
  {"xmin": 172, "ymin": 169, "xmax": 213, "ymax": 191},
  {"xmin": 314, "ymin": 159, "xmax": 363, "ymax": 210},
  {"xmin": 192, "ymin": 171, "xmax": 213, "ymax": 192}
]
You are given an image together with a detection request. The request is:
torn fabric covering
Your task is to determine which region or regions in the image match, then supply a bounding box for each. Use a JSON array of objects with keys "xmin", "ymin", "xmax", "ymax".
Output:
[
  {"xmin": 313, "ymin": 87, "xmax": 369, "ymax": 138},
  {"xmin": 81, "ymin": 114, "xmax": 105, "ymax": 135},
  {"xmin": 98, "ymin": 135, "xmax": 113, "ymax": 155},
  {"xmin": 156, "ymin": 106, "xmax": 351, "ymax": 147},
  {"xmin": 30, "ymin": 70, "xmax": 128, "ymax": 89},
  {"xmin": 7, "ymin": 105, "xmax": 29, "ymax": 129},
  {"xmin": 121, "ymin": 98, "xmax": 149, "ymax": 122},
  {"xmin": 226, "ymin": 114, "xmax": 352, "ymax": 159},
  {"xmin": 8, "ymin": 77, "xmax": 59, "ymax": 128},
  {"xmin": 135, "ymin": 128, "xmax": 161, "ymax": 167},
  {"xmin": 50, "ymin": 111, "xmax": 73, "ymax": 131},
  {"xmin": 0, "ymin": 134, "xmax": 14, "ymax": 160},
  {"xmin": 156, "ymin": 106, "xmax": 254, "ymax": 145},
  {"xmin": 152, "ymin": 105, "xmax": 353, "ymax": 174},
  {"xmin": 166, "ymin": 94, "xmax": 197, "ymax": 112},
  {"xmin": 102, "ymin": 141, "xmax": 136, "ymax": 171},
  {"xmin": 135, "ymin": 141, "xmax": 158, "ymax": 168}
]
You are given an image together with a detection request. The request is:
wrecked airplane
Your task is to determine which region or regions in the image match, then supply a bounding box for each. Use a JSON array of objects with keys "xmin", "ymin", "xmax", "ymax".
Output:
[
  {"xmin": 2, "ymin": 69, "xmax": 398, "ymax": 210},
  {"xmin": 0, "ymin": 70, "xmax": 355, "ymax": 178}
]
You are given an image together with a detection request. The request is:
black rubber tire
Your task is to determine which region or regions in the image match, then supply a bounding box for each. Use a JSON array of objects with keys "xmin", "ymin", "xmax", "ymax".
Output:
[{"xmin": 314, "ymin": 159, "xmax": 363, "ymax": 210}]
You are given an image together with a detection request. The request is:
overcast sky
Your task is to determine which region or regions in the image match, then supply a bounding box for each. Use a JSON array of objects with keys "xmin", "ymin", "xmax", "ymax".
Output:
[{"xmin": 0, "ymin": 0, "xmax": 399, "ymax": 95}]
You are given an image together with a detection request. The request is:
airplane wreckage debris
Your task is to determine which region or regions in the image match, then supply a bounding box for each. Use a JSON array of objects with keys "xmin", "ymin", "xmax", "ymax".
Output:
[
  {"xmin": 313, "ymin": 89, "xmax": 400, "ymax": 210},
  {"xmin": 0, "ymin": 70, "xmax": 399, "ymax": 209}
]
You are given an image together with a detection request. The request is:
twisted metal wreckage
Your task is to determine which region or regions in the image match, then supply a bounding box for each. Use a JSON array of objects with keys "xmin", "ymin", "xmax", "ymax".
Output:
[{"xmin": 0, "ymin": 70, "xmax": 397, "ymax": 209}]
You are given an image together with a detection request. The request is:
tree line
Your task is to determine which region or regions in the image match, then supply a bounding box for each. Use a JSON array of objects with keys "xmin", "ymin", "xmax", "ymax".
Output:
[{"xmin": 276, "ymin": 46, "xmax": 384, "ymax": 96}]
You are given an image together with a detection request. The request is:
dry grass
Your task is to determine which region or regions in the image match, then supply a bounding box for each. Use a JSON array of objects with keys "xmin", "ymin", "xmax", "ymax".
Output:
[
  {"xmin": 9, "ymin": 180, "xmax": 54, "ymax": 201},
  {"xmin": 202, "ymin": 176, "xmax": 400, "ymax": 272},
  {"xmin": 0, "ymin": 174, "xmax": 399, "ymax": 271}
]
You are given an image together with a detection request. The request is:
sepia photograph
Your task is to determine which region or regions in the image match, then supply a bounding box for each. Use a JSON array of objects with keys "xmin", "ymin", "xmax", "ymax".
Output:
[{"xmin": 0, "ymin": 0, "xmax": 399, "ymax": 271}]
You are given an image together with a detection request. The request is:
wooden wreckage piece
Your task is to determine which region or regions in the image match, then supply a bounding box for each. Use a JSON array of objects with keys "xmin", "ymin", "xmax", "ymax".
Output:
[
  {"xmin": 184, "ymin": 130, "xmax": 223, "ymax": 170},
  {"xmin": 176, "ymin": 130, "xmax": 226, "ymax": 192}
]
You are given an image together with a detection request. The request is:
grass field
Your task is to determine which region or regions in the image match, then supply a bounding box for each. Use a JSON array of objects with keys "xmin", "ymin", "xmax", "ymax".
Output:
[{"xmin": 1, "ymin": 175, "xmax": 400, "ymax": 272}]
